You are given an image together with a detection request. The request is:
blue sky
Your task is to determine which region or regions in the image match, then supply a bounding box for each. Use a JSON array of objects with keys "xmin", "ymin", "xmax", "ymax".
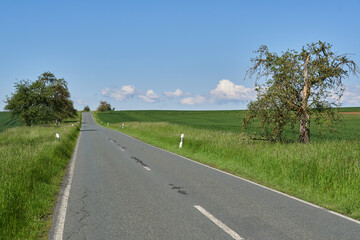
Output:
[{"xmin": 1, "ymin": 0, "xmax": 360, "ymax": 110}]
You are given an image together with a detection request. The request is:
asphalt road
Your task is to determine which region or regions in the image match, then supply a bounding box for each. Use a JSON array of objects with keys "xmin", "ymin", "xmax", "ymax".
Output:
[{"xmin": 49, "ymin": 112, "xmax": 360, "ymax": 239}]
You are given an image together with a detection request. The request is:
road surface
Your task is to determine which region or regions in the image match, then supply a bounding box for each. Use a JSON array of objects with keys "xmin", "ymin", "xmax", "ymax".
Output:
[{"xmin": 49, "ymin": 112, "xmax": 360, "ymax": 239}]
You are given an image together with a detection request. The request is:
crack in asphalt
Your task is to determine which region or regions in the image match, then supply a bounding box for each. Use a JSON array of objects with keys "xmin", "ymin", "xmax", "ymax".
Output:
[
  {"xmin": 169, "ymin": 184, "xmax": 188, "ymax": 196},
  {"xmin": 65, "ymin": 190, "xmax": 89, "ymax": 240},
  {"xmin": 131, "ymin": 156, "xmax": 148, "ymax": 167}
]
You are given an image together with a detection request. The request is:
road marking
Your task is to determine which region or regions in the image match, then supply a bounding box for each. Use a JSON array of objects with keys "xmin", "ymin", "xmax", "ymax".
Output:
[
  {"xmin": 119, "ymin": 147, "xmax": 125, "ymax": 151},
  {"xmin": 143, "ymin": 166, "xmax": 151, "ymax": 171},
  {"xmin": 99, "ymin": 114, "xmax": 360, "ymax": 225},
  {"xmin": 53, "ymin": 127, "xmax": 82, "ymax": 240},
  {"xmin": 194, "ymin": 205, "xmax": 244, "ymax": 240}
]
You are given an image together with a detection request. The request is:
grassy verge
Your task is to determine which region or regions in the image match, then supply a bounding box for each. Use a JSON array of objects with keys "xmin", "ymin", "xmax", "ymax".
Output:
[
  {"xmin": 94, "ymin": 111, "xmax": 360, "ymax": 220},
  {"xmin": 0, "ymin": 118, "xmax": 80, "ymax": 239}
]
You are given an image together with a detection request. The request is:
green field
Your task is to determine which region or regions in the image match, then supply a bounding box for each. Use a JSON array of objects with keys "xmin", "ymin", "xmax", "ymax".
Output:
[
  {"xmin": 0, "ymin": 112, "xmax": 20, "ymax": 132},
  {"xmin": 339, "ymin": 107, "xmax": 360, "ymax": 112},
  {"xmin": 96, "ymin": 109, "xmax": 360, "ymax": 142},
  {"xmin": 95, "ymin": 109, "xmax": 360, "ymax": 220},
  {"xmin": 96, "ymin": 110, "xmax": 244, "ymax": 133},
  {"xmin": 0, "ymin": 117, "xmax": 80, "ymax": 239}
]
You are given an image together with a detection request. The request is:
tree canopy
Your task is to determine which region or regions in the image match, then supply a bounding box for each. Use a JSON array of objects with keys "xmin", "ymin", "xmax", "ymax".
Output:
[
  {"xmin": 97, "ymin": 101, "xmax": 113, "ymax": 112},
  {"xmin": 83, "ymin": 106, "xmax": 91, "ymax": 112},
  {"xmin": 5, "ymin": 72, "xmax": 77, "ymax": 126},
  {"xmin": 243, "ymin": 41, "xmax": 358, "ymax": 143}
]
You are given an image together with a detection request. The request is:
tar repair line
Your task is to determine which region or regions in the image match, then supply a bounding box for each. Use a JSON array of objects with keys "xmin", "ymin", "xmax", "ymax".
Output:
[
  {"xmin": 194, "ymin": 205, "xmax": 244, "ymax": 240},
  {"xmin": 97, "ymin": 115, "xmax": 360, "ymax": 225},
  {"xmin": 53, "ymin": 131, "xmax": 81, "ymax": 240}
]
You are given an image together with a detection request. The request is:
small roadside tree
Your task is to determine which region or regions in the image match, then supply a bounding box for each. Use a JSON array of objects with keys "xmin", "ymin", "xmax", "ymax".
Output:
[
  {"xmin": 4, "ymin": 72, "xmax": 77, "ymax": 126},
  {"xmin": 83, "ymin": 106, "xmax": 90, "ymax": 112},
  {"xmin": 243, "ymin": 41, "xmax": 358, "ymax": 143},
  {"xmin": 97, "ymin": 101, "xmax": 112, "ymax": 112}
]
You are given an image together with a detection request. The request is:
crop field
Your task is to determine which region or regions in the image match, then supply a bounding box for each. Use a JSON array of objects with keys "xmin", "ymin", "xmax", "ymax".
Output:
[
  {"xmin": 0, "ymin": 112, "xmax": 20, "ymax": 132},
  {"xmin": 95, "ymin": 109, "xmax": 360, "ymax": 220},
  {"xmin": 96, "ymin": 110, "xmax": 244, "ymax": 133},
  {"xmin": 96, "ymin": 108, "xmax": 360, "ymax": 141},
  {"xmin": 0, "ymin": 116, "xmax": 80, "ymax": 239}
]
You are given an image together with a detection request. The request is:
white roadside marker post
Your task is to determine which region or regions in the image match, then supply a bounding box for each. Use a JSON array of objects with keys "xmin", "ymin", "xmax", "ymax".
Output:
[
  {"xmin": 56, "ymin": 133, "xmax": 60, "ymax": 140},
  {"xmin": 122, "ymin": 123, "xmax": 125, "ymax": 129},
  {"xmin": 179, "ymin": 133, "xmax": 184, "ymax": 148}
]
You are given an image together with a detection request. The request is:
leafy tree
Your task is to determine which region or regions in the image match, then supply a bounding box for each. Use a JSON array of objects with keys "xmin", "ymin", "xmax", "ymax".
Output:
[
  {"xmin": 97, "ymin": 101, "xmax": 112, "ymax": 112},
  {"xmin": 83, "ymin": 106, "xmax": 90, "ymax": 112},
  {"xmin": 244, "ymin": 41, "xmax": 358, "ymax": 143},
  {"xmin": 5, "ymin": 72, "xmax": 77, "ymax": 126},
  {"xmin": 39, "ymin": 72, "xmax": 77, "ymax": 124}
]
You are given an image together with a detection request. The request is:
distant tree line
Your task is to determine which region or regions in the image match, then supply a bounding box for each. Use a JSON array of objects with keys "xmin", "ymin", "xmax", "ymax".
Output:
[
  {"xmin": 81, "ymin": 101, "xmax": 114, "ymax": 112},
  {"xmin": 5, "ymin": 72, "xmax": 77, "ymax": 126}
]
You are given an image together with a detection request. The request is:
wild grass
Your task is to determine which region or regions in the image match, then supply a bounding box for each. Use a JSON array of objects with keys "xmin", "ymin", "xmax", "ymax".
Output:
[
  {"xmin": 95, "ymin": 110, "xmax": 360, "ymax": 220},
  {"xmin": 0, "ymin": 118, "xmax": 80, "ymax": 239}
]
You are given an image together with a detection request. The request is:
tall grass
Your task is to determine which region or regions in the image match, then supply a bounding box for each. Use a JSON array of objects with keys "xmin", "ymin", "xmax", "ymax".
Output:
[
  {"xmin": 0, "ymin": 120, "xmax": 80, "ymax": 239},
  {"xmin": 95, "ymin": 111, "xmax": 360, "ymax": 220}
]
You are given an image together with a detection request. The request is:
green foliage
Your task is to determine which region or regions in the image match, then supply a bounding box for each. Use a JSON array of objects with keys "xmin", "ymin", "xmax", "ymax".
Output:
[
  {"xmin": 96, "ymin": 101, "xmax": 113, "ymax": 112},
  {"xmin": 95, "ymin": 110, "xmax": 360, "ymax": 220},
  {"xmin": 0, "ymin": 119, "xmax": 80, "ymax": 239},
  {"xmin": 244, "ymin": 41, "xmax": 359, "ymax": 142},
  {"xmin": 4, "ymin": 72, "xmax": 77, "ymax": 126},
  {"xmin": 83, "ymin": 106, "xmax": 91, "ymax": 112}
]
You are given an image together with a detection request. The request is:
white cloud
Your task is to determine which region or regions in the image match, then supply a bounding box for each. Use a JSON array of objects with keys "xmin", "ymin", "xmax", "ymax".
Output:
[
  {"xmin": 76, "ymin": 99, "xmax": 88, "ymax": 105},
  {"xmin": 139, "ymin": 89, "xmax": 160, "ymax": 103},
  {"xmin": 164, "ymin": 89, "xmax": 189, "ymax": 97},
  {"xmin": 101, "ymin": 88, "xmax": 110, "ymax": 95},
  {"xmin": 181, "ymin": 95, "xmax": 206, "ymax": 105},
  {"xmin": 101, "ymin": 85, "xmax": 136, "ymax": 101},
  {"xmin": 342, "ymin": 85, "xmax": 360, "ymax": 105},
  {"xmin": 210, "ymin": 79, "xmax": 255, "ymax": 103}
]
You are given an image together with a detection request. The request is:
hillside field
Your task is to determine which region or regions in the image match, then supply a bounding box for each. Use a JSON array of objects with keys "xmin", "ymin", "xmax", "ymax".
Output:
[
  {"xmin": 0, "ymin": 112, "xmax": 20, "ymax": 132},
  {"xmin": 96, "ymin": 108, "xmax": 360, "ymax": 142},
  {"xmin": 95, "ymin": 108, "xmax": 360, "ymax": 220}
]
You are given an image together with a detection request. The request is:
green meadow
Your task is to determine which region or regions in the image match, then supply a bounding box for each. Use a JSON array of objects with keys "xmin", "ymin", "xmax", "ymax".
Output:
[
  {"xmin": 0, "ymin": 114, "xmax": 80, "ymax": 239},
  {"xmin": 95, "ymin": 109, "xmax": 360, "ymax": 220}
]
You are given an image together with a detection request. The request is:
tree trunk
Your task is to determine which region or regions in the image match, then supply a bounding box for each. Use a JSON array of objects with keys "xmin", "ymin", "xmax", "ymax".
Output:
[
  {"xmin": 25, "ymin": 118, "xmax": 31, "ymax": 127},
  {"xmin": 299, "ymin": 54, "xmax": 311, "ymax": 143},
  {"xmin": 299, "ymin": 113, "xmax": 310, "ymax": 143}
]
